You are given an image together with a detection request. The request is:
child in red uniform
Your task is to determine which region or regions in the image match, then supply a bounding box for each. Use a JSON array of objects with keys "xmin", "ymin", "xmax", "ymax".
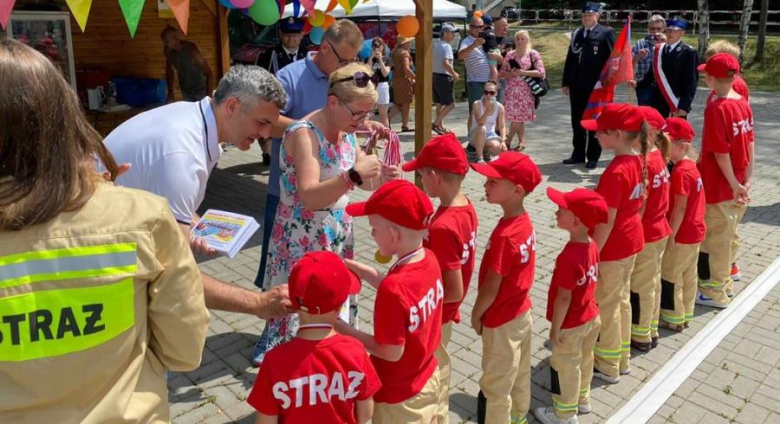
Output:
[
  {"xmin": 696, "ymin": 53, "xmax": 755, "ymax": 308},
  {"xmin": 470, "ymin": 152, "xmax": 542, "ymax": 424},
  {"xmin": 249, "ymin": 251, "xmax": 381, "ymax": 424},
  {"xmin": 703, "ymin": 41, "xmax": 749, "ymax": 283},
  {"xmin": 629, "ymin": 106, "xmax": 672, "ymax": 352},
  {"xmin": 535, "ymin": 187, "xmax": 607, "ymax": 424},
  {"xmin": 402, "ymin": 133, "xmax": 478, "ymax": 423},
  {"xmin": 660, "ymin": 118, "xmax": 706, "ymax": 330},
  {"xmin": 341, "ymin": 180, "xmax": 444, "ymax": 423},
  {"xmin": 581, "ymin": 103, "xmax": 648, "ymax": 383}
]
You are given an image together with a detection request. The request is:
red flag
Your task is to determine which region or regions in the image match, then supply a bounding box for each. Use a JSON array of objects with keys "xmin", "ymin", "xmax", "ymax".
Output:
[{"xmin": 583, "ymin": 18, "xmax": 634, "ymax": 120}]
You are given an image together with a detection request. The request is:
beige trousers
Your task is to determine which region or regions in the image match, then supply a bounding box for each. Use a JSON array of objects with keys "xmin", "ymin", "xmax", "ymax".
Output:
[
  {"xmin": 700, "ymin": 202, "xmax": 747, "ymax": 304},
  {"xmin": 594, "ymin": 255, "xmax": 637, "ymax": 377},
  {"xmin": 373, "ymin": 368, "xmax": 441, "ymax": 424},
  {"xmin": 629, "ymin": 238, "xmax": 667, "ymax": 343},
  {"xmin": 480, "ymin": 310, "xmax": 532, "ymax": 424},
  {"xmin": 549, "ymin": 317, "xmax": 601, "ymax": 419},
  {"xmin": 660, "ymin": 242, "xmax": 701, "ymax": 325},
  {"xmin": 434, "ymin": 322, "xmax": 453, "ymax": 424}
]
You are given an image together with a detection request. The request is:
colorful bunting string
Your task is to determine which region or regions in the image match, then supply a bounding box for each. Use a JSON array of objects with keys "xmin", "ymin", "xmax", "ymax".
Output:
[
  {"xmin": 166, "ymin": 0, "xmax": 191, "ymax": 34},
  {"xmin": 66, "ymin": 0, "xmax": 93, "ymax": 32},
  {"xmin": 118, "ymin": 0, "xmax": 145, "ymax": 37},
  {"xmin": 0, "ymin": 0, "xmax": 14, "ymax": 30}
]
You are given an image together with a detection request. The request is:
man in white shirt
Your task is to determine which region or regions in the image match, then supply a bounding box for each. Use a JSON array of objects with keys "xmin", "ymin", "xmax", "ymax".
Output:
[
  {"xmin": 458, "ymin": 17, "xmax": 490, "ymax": 133},
  {"xmin": 105, "ymin": 66, "xmax": 291, "ymax": 320}
]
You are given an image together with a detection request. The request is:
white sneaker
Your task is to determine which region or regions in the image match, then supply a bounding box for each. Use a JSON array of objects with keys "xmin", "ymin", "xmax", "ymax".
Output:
[
  {"xmin": 578, "ymin": 402, "xmax": 592, "ymax": 415},
  {"xmin": 696, "ymin": 292, "xmax": 728, "ymax": 309},
  {"xmin": 534, "ymin": 406, "xmax": 579, "ymax": 424},
  {"xmin": 620, "ymin": 366, "xmax": 632, "ymax": 376},
  {"xmin": 476, "ymin": 158, "xmax": 486, "ymax": 164},
  {"xmin": 593, "ymin": 369, "xmax": 620, "ymax": 384}
]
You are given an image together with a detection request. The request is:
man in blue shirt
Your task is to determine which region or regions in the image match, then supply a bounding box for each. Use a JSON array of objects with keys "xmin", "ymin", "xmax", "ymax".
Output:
[{"xmin": 631, "ymin": 15, "xmax": 666, "ymax": 106}]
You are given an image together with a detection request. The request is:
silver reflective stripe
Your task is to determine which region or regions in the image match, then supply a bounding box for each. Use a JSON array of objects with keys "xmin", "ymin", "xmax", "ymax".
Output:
[{"xmin": 0, "ymin": 251, "xmax": 137, "ymax": 282}]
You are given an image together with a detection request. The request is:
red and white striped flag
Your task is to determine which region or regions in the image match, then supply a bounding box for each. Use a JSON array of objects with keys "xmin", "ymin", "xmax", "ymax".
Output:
[{"xmin": 582, "ymin": 17, "xmax": 634, "ymax": 120}]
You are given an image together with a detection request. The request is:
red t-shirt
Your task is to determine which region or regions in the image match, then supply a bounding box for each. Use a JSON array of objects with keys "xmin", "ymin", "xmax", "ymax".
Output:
[
  {"xmin": 424, "ymin": 201, "xmax": 479, "ymax": 324},
  {"xmin": 698, "ymin": 97, "xmax": 754, "ymax": 204},
  {"xmin": 669, "ymin": 159, "xmax": 707, "ymax": 244},
  {"xmin": 593, "ymin": 155, "xmax": 645, "ymax": 261},
  {"xmin": 249, "ymin": 334, "xmax": 381, "ymax": 423},
  {"xmin": 372, "ymin": 249, "xmax": 443, "ymax": 403},
  {"xmin": 546, "ymin": 240, "xmax": 600, "ymax": 329},
  {"xmin": 477, "ymin": 213, "xmax": 535, "ymax": 329},
  {"xmin": 643, "ymin": 149, "xmax": 672, "ymax": 242},
  {"xmin": 706, "ymin": 75, "xmax": 750, "ymax": 104}
]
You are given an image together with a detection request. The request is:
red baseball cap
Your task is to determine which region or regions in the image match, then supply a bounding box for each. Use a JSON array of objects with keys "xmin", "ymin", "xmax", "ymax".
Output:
[
  {"xmin": 665, "ymin": 117, "xmax": 697, "ymax": 141},
  {"xmin": 638, "ymin": 106, "xmax": 666, "ymax": 131},
  {"xmin": 289, "ymin": 251, "xmax": 361, "ymax": 315},
  {"xmin": 346, "ymin": 180, "xmax": 434, "ymax": 230},
  {"xmin": 402, "ymin": 133, "xmax": 468, "ymax": 175},
  {"xmin": 697, "ymin": 52, "xmax": 740, "ymax": 78},
  {"xmin": 546, "ymin": 187, "xmax": 608, "ymax": 229},
  {"xmin": 581, "ymin": 103, "xmax": 644, "ymax": 132},
  {"xmin": 470, "ymin": 152, "xmax": 542, "ymax": 193}
]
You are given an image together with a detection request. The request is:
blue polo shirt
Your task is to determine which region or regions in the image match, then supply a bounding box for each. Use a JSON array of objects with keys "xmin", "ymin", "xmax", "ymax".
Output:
[{"xmin": 268, "ymin": 52, "xmax": 329, "ymax": 197}]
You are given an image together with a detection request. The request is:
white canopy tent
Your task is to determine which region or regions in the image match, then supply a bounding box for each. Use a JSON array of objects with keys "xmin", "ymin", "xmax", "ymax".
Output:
[{"xmin": 281, "ymin": 0, "xmax": 467, "ymax": 21}]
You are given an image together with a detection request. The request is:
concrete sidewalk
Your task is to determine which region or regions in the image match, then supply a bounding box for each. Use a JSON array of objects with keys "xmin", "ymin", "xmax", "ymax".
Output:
[{"xmin": 170, "ymin": 89, "xmax": 780, "ymax": 423}]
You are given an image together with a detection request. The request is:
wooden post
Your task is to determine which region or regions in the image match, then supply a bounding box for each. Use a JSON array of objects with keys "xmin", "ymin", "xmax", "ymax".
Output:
[
  {"xmin": 216, "ymin": 1, "xmax": 231, "ymax": 77},
  {"xmin": 413, "ymin": 0, "xmax": 433, "ymax": 188}
]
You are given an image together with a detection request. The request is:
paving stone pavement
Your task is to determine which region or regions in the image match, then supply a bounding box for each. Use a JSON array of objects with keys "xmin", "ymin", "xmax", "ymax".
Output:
[{"xmin": 170, "ymin": 88, "xmax": 780, "ymax": 423}]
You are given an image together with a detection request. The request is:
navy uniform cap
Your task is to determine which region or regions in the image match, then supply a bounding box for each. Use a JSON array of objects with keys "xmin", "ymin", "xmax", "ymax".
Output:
[
  {"xmin": 582, "ymin": 2, "xmax": 604, "ymax": 13},
  {"xmin": 667, "ymin": 17, "xmax": 688, "ymax": 30},
  {"xmin": 280, "ymin": 17, "xmax": 304, "ymax": 33}
]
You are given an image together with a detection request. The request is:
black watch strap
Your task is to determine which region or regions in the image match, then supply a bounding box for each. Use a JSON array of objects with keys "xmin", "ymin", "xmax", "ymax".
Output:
[{"xmin": 348, "ymin": 167, "xmax": 363, "ymax": 186}]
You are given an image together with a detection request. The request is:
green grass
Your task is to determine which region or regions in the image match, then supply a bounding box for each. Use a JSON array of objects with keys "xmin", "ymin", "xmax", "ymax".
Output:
[{"xmin": 457, "ymin": 25, "xmax": 780, "ymax": 92}]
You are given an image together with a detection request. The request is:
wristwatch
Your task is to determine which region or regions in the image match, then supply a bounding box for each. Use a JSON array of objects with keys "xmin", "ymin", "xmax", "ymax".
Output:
[{"xmin": 348, "ymin": 167, "xmax": 363, "ymax": 186}]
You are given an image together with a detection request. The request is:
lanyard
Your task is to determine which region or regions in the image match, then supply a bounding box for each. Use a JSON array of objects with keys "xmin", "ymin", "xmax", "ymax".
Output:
[
  {"xmin": 298, "ymin": 324, "xmax": 334, "ymax": 331},
  {"xmin": 388, "ymin": 247, "xmax": 424, "ymax": 274},
  {"xmin": 198, "ymin": 100, "xmax": 213, "ymax": 162}
]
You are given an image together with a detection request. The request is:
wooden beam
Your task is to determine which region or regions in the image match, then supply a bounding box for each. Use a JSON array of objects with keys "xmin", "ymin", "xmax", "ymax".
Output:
[
  {"xmin": 413, "ymin": 0, "xmax": 433, "ymax": 188},
  {"xmin": 201, "ymin": 0, "xmax": 218, "ymax": 17},
  {"xmin": 216, "ymin": 1, "xmax": 230, "ymax": 77}
]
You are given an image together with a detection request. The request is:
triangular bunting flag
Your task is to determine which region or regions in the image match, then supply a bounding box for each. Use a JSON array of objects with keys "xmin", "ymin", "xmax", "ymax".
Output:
[
  {"xmin": 166, "ymin": 0, "xmax": 190, "ymax": 35},
  {"xmin": 0, "ymin": 0, "xmax": 15, "ymax": 30},
  {"xmin": 66, "ymin": 0, "xmax": 93, "ymax": 32},
  {"xmin": 118, "ymin": 0, "xmax": 144, "ymax": 38}
]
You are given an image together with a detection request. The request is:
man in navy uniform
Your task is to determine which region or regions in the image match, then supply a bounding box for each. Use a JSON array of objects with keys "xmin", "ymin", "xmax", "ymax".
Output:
[
  {"xmin": 255, "ymin": 17, "xmax": 307, "ymax": 166},
  {"xmin": 562, "ymin": 2, "xmax": 616, "ymax": 169},
  {"xmin": 636, "ymin": 16, "xmax": 699, "ymax": 118}
]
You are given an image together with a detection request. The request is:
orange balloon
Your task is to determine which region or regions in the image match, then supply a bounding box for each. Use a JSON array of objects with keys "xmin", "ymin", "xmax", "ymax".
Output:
[
  {"xmin": 323, "ymin": 14, "xmax": 336, "ymax": 29},
  {"xmin": 397, "ymin": 15, "xmax": 419, "ymax": 38},
  {"xmin": 474, "ymin": 10, "xmax": 483, "ymax": 18}
]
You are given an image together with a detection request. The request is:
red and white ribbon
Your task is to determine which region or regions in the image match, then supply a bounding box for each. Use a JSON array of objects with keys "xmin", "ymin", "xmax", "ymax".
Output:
[{"xmin": 652, "ymin": 43, "xmax": 679, "ymax": 114}]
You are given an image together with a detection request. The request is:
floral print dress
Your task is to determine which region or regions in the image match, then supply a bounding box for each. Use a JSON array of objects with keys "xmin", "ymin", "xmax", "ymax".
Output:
[
  {"xmin": 253, "ymin": 120, "xmax": 359, "ymax": 364},
  {"xmin": 501, "ymin": 49, "xmax": 545, "ymax": 123}
]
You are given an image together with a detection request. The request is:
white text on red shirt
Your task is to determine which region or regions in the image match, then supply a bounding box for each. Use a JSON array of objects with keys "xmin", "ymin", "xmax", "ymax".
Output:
[
  {"xmin": 408, "ymin": 279, "xmax": 444, "ymax": 332},
  {"xmin": 272, "ymin": 371, "xmax": 364, "ymax": 409}
]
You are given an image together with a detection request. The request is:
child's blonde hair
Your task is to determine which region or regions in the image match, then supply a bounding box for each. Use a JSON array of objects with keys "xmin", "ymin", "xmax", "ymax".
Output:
[
  {"xmin": 705, "ymin": 40, "xmax": 740, "ymax": 61},
  {"xmin": 421, "ymin": 167, "xmax": 466, "ymax": 184}
]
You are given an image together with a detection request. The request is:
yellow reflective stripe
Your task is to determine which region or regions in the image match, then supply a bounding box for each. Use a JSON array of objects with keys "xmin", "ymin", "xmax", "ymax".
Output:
[
  {"xmin": 594, "ymin": 347, "xmax": 622, "ymax": 358},
  {"xmin": 0, "ymin": 243, "xmax": 137, "ymax": 266},
  {"xmin": 699, "ymin": 279, "xmax": 725, "ymax": 289},
  {"xmin": 0, "ymin": 278, "xmax": 135, "ymax": 362},
  {"xmin": 510, "ymin": 414, "xmax": 527, "ymax": 424},
  {"xmin": 631, "ymin": 325, "xmax": 651, "ymax": 336},
  {"xmin": 660, "ymin": 312, "xmax": 685, "ymax": 325},
  {"xmin": 579, "ymin": 387, "xmax": 589, "ymax": 394},
  {"xmin": 553, "ymin": 398, "xmax": 579, "ymax": 411},
  {"xmin": 0, "ymin": 244, "xmax": 137, "ymax": 289}
]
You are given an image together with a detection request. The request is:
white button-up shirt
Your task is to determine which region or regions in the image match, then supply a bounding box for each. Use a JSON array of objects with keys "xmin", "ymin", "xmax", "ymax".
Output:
[{"xmin": 105, "ymin": 97, "xmax": 220, "ymax": 224}]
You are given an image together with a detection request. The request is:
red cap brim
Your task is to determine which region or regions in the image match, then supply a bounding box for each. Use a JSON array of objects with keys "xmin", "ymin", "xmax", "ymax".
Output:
[
  {"xmin": 581, "ymin": 119, "xmax": 599, "ymax": 131},
  {"xmin": 348, "ymin": 270, "xmax": 362, "ymax": 295},
  {"xmin": 469, "ymin": 162, "xmax": 503, "ymax": 179},
  {"xmin": 546, "ymin": 187, "xmax": 568, "ymax": 209},
  {"xmin": 345, "ymin": 201, "xmax": 368, "ymax": 217},
  {"xmin": 401, "ymin": 158, "xmax": 420, "ymax": 172},
  {"xmin": 697, "ymin": 63, "xmax": 707, "ymax": 72}
]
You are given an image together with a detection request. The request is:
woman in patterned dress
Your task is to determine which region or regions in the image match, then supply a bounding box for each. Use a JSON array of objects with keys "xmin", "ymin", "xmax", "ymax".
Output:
[
  {"xmin": 389, "ymin": 36, "xmax": 416, "ymax": 132},
  {"xmin": 500, "ymin": 30, "xmax": 546, "ymax": 151},
  {"xmin": 252, "ymin": 63, "xmax": 399, "ymax": 365}
]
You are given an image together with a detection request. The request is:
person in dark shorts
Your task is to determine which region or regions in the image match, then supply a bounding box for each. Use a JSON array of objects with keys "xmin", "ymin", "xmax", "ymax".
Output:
[{"xmin": 433, "ymin": 23, "xmax": 460, "ymax": 134}]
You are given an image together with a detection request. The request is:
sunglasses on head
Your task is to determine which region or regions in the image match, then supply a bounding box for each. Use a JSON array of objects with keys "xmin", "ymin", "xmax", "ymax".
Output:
[
  {"xmin": 484, "ymin": 90, "xmax": 497, "ymax": 95},
  {"xmin": 330, "ymin": 71, "xmax": 374, "ymax": 89}
]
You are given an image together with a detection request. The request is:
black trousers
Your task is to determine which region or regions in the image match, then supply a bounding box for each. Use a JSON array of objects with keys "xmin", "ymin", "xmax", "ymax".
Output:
[
  {"xmin": 569, "ymin": 86, "xmax": 601, "ymax": 162},
  {"xmin": 647, "ymin": 83, "xmax": 672, "ymax": 118}
]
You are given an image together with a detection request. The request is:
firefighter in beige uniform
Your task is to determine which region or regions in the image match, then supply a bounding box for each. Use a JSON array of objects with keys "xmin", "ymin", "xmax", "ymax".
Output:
[{"xmin": 0, "ymin": 38, "xmax": 210, "ymax": 423}]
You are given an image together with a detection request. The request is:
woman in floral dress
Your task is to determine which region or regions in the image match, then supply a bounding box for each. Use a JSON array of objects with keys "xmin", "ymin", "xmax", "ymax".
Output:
[
  {"xmin": 500, "ymin": 30, "xmax": 546, "ymax": 151},
  {"xmin": 253, "ymin": 63, "xmax": 397, "ymax": 365}
]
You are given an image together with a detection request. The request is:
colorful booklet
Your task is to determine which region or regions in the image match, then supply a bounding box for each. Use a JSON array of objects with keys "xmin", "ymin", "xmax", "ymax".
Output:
[{"xmin": 191, "ymin": 209, "xmax": 260, "ymax": 259}]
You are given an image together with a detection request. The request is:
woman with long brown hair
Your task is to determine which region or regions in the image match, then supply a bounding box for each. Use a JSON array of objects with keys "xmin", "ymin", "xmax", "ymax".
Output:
[{"xmin": 0, "ymin": 38, "xmax": 209, "ymax": 423}]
